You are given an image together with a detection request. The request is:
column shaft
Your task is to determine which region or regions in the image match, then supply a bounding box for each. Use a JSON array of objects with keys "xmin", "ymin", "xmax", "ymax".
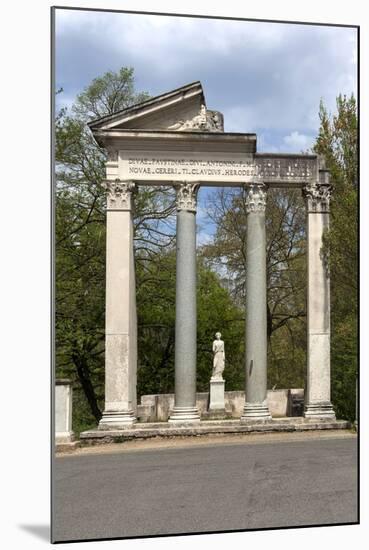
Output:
[
  {"xmin": 169, "ymin": 184, "xmax": 200, "ymax": 423},
  {"xmin": 99, "ymin": 180, "xmax": 137, "ymax": 428},
  {"xmin": 304, "ymin": 179, "xmax": 335, "ymax": 419},
  {"xmin": 241, "ymin": 183, "xmax": 271, "ymax": 421}
]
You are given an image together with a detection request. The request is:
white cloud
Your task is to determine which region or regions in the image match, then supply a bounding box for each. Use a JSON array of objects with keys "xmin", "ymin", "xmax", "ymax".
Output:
[
  {"xmin": 283, "ymin": 131, "xmax": 315, "ymax": 153},
  {"xmin": 55, "ymin": 9, "xmax": 357, "ymax": 151}
]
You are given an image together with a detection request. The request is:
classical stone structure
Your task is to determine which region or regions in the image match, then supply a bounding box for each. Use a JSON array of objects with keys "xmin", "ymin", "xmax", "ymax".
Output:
[
  {"xmin": 137, "ymin": 389, "xmax": 303, "ymax": 422},
  {"xmin": 88, "ymin": 81, "xmax": 335, "ymax": 428},
  {"xmin": 55, "ymin": 379, "xmax": 76, "ymax": 448}
]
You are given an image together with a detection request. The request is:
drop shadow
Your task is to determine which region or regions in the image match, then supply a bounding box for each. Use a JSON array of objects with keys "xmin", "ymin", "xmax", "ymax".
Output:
[{"xmin": 18, "ymin": 524, "xmax": 50, "ymax": 542}]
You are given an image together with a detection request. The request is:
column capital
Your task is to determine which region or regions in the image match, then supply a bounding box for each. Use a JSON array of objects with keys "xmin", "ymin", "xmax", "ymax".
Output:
[
  {"xmin": 244, "ymin": 182, "xmax": 268, "ymax": 213},
  {"xmin": 174, "ymin": 182, "xmax": 200, "ymax": 213},
  {"xmin": 303, "ymin": 181, "xmax": 332, "ymax": 213},
  {"xmin": 103, "ymin": 179, "xmax": 136, "ymax": 211}
]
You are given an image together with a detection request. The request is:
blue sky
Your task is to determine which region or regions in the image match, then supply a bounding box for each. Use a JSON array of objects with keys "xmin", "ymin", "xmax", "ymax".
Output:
[{"xmin": 55, "ymin": 8, "xmax": 357, "ymax": 243}]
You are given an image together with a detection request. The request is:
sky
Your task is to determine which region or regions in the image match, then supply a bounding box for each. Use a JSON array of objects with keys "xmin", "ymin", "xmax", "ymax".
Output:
[{"xmin": 54, "ymin": 8, "xmax": 357, "ymax": 243}]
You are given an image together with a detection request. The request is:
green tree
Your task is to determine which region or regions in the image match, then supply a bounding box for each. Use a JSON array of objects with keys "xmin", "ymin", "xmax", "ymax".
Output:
[
  {"xmin": 313, "ymin": 94, "xmax": 358, "ymax": 420},
  {"xmin": 136, "ymin": 250, "xmax": 245, "ymax": 397},
  {"xmin": 55, "ymin": 68, "xmax": 176, "ymax": 433},
  {"xmin": 202, "ymin": 186, "xmax": 307, "ymax": 390},
  {"xmin": 72, "ymin": 67, "xmax": 149, "ymax": 120}
]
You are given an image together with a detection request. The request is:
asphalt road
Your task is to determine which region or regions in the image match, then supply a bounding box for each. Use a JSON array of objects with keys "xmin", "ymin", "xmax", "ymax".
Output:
[{"xmin": 53, "ymin": 435, "xmax": 358, "ymax": 542}]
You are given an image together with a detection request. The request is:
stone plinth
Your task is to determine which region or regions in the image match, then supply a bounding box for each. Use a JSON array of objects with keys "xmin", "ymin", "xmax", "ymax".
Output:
[
  {"xmin": 209, "ymin": 378, "xmax": 225, "ymax": 411},
  {"xmin": 55, "ymin": 379, "xmax": 75, "ymax": 445}
]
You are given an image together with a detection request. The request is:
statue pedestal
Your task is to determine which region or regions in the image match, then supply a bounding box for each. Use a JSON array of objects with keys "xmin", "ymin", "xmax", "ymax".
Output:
[{"xmin": 209, "ymin": 377, "xmax": 225, "ymax": 411}]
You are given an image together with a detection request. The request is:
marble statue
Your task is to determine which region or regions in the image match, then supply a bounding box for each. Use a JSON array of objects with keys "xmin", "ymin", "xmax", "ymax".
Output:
[{"xmin": 212, "ymin": 332, "xmax": 225, "ymax": 379}]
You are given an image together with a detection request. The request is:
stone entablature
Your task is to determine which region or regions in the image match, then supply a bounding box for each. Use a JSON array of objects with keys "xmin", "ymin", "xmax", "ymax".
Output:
[
  {"xmin": 254, "ymin": 154, "xmax": 317, "ymax": 185},
  {"xmin": 116, "ymin": 150, "xmax": 319, "ymax": 186}
]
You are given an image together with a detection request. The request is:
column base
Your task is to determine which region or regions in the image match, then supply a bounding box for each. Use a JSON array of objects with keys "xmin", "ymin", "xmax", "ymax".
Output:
[
  {"xmin": 168, "ymin": 406, "xmax": 200, "ymax": 424},
  {"xmin": 98, "ymin": 410, "xmax": 137, "ymax": 429},
  {"xmin": 304, "ymin": 402, "xmax": 336, "ymax": 420},
  {"xmin": 240, "ymin": 402, "xmax": 272, "ymax": 423},
  {"xmin": 55, "ymin": 431, "xmax": 75, "ymax": 444}
]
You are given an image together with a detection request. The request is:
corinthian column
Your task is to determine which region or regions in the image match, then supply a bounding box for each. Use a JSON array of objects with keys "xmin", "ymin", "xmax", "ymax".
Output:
[
  {"xmin": 303, "ymin": 172, "xmax": 335, "ymax": 419},
  {"xmin": 169, "ymin": 183, "xmax": 200, "ymax": 423},
  {"xmin": 99, "ymin": 179, "xmax": 138, "ymax": 428},
  {"xmin": 241, "ymin": 183, "xmax": 272, "ymax": 422}
]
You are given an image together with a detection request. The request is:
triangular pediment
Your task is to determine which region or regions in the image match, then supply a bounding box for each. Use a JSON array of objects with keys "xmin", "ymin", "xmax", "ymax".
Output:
[{"xmin": 88, "ymin": 81, "xmax": 224, "ymax": 133}]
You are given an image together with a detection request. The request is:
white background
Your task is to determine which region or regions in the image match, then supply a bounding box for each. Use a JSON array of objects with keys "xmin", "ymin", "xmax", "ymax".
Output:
[{"xmin": 1, "ymin": 1, "xmax": 366, "ymax": 549}]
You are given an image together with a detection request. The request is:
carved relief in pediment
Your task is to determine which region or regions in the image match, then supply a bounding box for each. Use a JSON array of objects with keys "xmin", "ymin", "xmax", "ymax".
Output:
[{"xmin": 168, "ymin": 105, "xmax": 224, "ymax": 132}]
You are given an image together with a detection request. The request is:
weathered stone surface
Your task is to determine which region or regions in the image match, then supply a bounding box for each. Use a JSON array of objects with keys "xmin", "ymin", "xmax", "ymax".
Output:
[
  {"xmin": 254, "ymin": 154, "xmax": 317, "ymax": 185},
  {"xmin": 137, "ymin": 404, "xmax": 156, "ymax": 423},
  {"xmin": 55, "ymin": 380, "xmax": 74, "ymax": 444},
  {"xmin": 139, "ymin": 389, "xmax": 298, "ymax": 421},
  {"xmin": 303, "ymin": 183, "xmax": 335, "ymax": 420},
  {"xmin": 55, "ymin": 441, "xmax": 80, "ymax": 453},
  {"xmin": 89, "ymin": 81, "xmax": 209, "ymax": 133},
  {"xmin": 167, "ymin": 104, "xmax": 224, "ymax": 132},
  {"xmin": 268, "ymin": 389, "xmax": 290, "ymax": 417},
  {"xmin": 103, "ymin": 180, "xmax": 136, "ymax": 211},
  {"xmin": 175, "ymin": 182, "xmax": 199, "ymax": 212},
  {"xmin": 209, "ymin": 378, "xmax": 225, "ymax": 411},
  {"xmin": 99, "ymin": 184, "xmax": 137, "ymax": 429},
  {"xmin": 118, "ymin": 151, "xmax": 318, "ymax": 186},
  {"xmin": 288, "ymin": 389, "xmax": 305, "ymax": 417},
  {"xmin": 241, "ymin": 184, "xmax": 272, "ymax": 422},
  {"xmin": 80, "ymin": 419, "xmax": 351, "ymax": 445},
  {"xmin": 201, "ymin": 409, "xmax": 230, "ymax": 420},
  {"xmin": 169, "ymin": 199, "xmax": 200, "ymax": 424}
]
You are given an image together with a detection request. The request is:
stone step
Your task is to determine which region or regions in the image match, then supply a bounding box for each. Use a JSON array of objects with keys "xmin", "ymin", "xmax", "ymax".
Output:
[{"xmin": 80, "ymin": 419, "xmax": 351, "ymax": 445}]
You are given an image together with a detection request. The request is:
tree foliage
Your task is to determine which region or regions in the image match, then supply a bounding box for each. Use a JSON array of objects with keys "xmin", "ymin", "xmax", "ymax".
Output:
[
  {"xmin": 201, "ymin": 186, "xmax": 307, "ymax": 390},
  {"xmin": 137, "ymin": 252, "xmax": 244, "ymax": 397},
  {"xmin": 55, "ymin": 68, "xmax": 176, "ymax": 432},
  {"xmin": 72, "ymin": 67, "xmax": 150, "ymax": 120}
]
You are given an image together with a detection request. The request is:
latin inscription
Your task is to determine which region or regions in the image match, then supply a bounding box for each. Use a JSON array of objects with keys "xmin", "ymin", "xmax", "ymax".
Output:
[
  {"xmin": 127, "ymin": 157, "xmax": 256, "ymax": 177},
  {"xmin": 119, "ymin": 152, "xmax": 317, "ymax": 184}
]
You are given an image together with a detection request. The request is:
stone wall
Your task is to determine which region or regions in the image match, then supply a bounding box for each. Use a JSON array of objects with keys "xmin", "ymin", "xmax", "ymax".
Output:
[{"xmin": 138, "ymin": 389, "xmax": 304, "ymax": 422}]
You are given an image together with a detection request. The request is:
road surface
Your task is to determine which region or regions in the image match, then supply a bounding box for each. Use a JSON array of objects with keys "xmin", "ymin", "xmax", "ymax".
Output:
[{"xmin": 53, "ymin": 433, "xmax": 358, "ymax": 542}]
